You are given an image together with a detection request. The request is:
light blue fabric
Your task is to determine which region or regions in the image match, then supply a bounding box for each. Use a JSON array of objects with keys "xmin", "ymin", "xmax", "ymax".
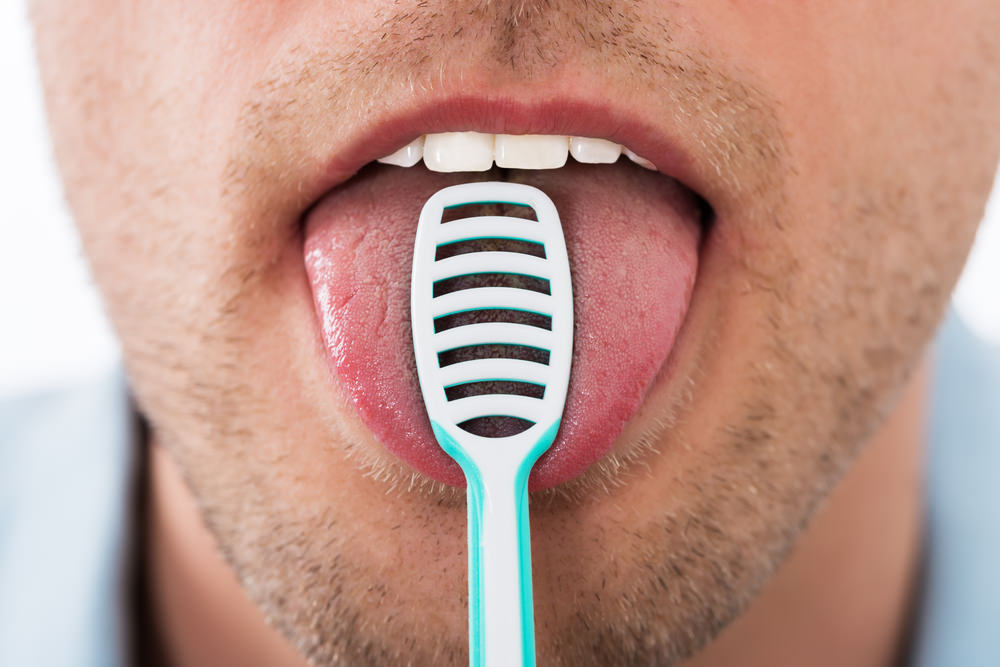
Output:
[
  {"xmin": 0, "ymin": 312, "xmax": 997, "ymax": 666},
  {"xmin": 914, "ymin": 312, "xmax": 1000, "ymax": 667},
  {"xmin": 0, "ymin": 369, "xmax": 133, "ymax": 667}
]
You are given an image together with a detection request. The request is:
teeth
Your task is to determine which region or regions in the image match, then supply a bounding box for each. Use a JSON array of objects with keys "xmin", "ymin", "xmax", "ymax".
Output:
[
  {"xmin": 376, "ymin": 135, "xmax": 424, "ymax": 167},
  {"xmin": 379, "ymin": 133, "xmax": 655, "ymax": 172},
  {"xmin": 495, "ymin": 134, "xmax": 569, "ymax": 170},
  {"xmin": 623, "ymin": 147, "xmax": 656, "ymax": 171},
  {"xmin": 569, "ymin": 136, "xmax": 622, "ymax": 164},
  {"xmin": 423, "ymin": 132, "xmax": 494, "ymax": 172}
]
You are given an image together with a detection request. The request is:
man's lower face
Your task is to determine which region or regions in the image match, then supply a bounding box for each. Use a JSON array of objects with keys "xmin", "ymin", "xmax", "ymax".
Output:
[{"xmin": 33, "ymin": 0, "xmax": 1000, "ymax": 664}]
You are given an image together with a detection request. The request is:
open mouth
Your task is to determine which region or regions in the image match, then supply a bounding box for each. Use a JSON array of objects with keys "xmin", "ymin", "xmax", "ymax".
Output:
[{"xmin": 302, "ymin": 111, "xmax": 710, "ymax": 492}]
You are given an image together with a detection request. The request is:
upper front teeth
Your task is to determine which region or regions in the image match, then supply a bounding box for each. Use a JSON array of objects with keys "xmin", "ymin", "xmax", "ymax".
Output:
[
  {"xmin": 377, "ymin": 132, "xmax": 654, "ymax": 172},
  {"xmin": 379, "ymin": 135, "xmax": 425, "ymax": 167},
  {"xmin": 622, "ymin": 147, "xmax": 655, "ymax": 171},
  {"xmin": 569, "ymin": 137, "xmax": 622, "ymax": 164},
  {"xmin": 495, "ymin": 134, "xmax": 568, "ymax": 170},
  {"xmin": 424, "ymin": 132, "xmax": 494, "ymax": 172}
]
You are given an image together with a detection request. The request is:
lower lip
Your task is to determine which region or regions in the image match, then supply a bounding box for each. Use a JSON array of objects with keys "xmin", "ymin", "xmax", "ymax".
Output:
[{"xmin": 303, "ymin": 160, "xmax": 701, "ymax": 491}]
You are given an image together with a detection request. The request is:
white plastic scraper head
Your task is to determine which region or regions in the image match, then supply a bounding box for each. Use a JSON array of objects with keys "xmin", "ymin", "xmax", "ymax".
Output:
[{"xmin": 410, "ymin": 182, "xmax": 574, "ymax": 667}]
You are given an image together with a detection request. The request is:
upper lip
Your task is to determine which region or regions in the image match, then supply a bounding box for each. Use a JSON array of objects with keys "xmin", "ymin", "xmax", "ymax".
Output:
[{"xmin": 298, "ymin": 91, "xmax": 714, "ymax": 217}]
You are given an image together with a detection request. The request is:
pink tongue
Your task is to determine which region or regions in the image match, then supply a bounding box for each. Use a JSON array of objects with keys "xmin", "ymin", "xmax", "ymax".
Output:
[{"xmin": 303, "ymin": 161, "xmax": 700, "ymax": 491}]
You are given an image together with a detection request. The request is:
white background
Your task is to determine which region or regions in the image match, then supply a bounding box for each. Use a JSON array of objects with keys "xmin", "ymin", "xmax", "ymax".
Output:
[{"xmin": 2, "ymin": 1, "xmax": 998, "ymax": 399}]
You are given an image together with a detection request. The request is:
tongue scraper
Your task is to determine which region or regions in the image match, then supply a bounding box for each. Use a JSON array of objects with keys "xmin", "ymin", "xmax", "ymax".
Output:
[{"xmin": 411, "ymin": 182, "xmax": 574, "ymax": 666}]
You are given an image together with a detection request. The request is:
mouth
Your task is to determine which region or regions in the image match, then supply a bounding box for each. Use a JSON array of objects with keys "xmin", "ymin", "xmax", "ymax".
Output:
[{"xmin": 300, "ymin": 98, "xmax": 710, "ymax": 492}]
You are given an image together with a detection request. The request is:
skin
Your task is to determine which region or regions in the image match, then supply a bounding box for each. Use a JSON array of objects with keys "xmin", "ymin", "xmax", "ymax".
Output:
[{"xmin": 32, "ymin": 1, "xmax": 1000, "ymax": 665}]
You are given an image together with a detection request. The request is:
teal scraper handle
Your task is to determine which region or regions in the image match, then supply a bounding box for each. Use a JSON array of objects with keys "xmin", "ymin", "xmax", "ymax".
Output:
[{"xmin": 432, "ymin": 420, "xmax": 561, "ymax": 667}]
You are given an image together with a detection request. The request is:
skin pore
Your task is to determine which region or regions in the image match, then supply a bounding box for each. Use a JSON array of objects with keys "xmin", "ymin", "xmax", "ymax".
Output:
[{"xmin": 32, "ymin": 1, "xmax": 1000, "ymax": 665}]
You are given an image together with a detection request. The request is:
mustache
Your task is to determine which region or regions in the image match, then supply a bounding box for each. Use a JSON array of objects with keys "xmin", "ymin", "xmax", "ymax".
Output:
[{"xmin": 221, "ymin": 0, "xmax": 788, "ymax": 211}]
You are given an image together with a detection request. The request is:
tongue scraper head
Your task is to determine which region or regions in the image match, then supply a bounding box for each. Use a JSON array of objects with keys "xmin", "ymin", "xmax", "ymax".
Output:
[{"xmin": 410, "ymin": 182, "xmax": 574, "ymax": 666}]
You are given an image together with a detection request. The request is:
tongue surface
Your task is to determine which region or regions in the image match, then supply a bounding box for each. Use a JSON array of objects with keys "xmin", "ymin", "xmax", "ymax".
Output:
[{"xmin": 304, "ymin": 160, "xmax": 700, "ymax": 490}]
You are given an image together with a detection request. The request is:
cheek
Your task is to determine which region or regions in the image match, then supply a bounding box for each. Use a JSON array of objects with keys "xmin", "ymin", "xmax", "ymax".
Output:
[{"xmin": 693, "ymin": 0, "xmax": 996, "ymax": 311}]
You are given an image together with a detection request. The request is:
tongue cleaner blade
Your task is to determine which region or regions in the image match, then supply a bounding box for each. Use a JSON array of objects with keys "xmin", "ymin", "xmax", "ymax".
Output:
[{"xmin": 410, "ymin": 182, "xmax": 574, "ymax": 667}]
